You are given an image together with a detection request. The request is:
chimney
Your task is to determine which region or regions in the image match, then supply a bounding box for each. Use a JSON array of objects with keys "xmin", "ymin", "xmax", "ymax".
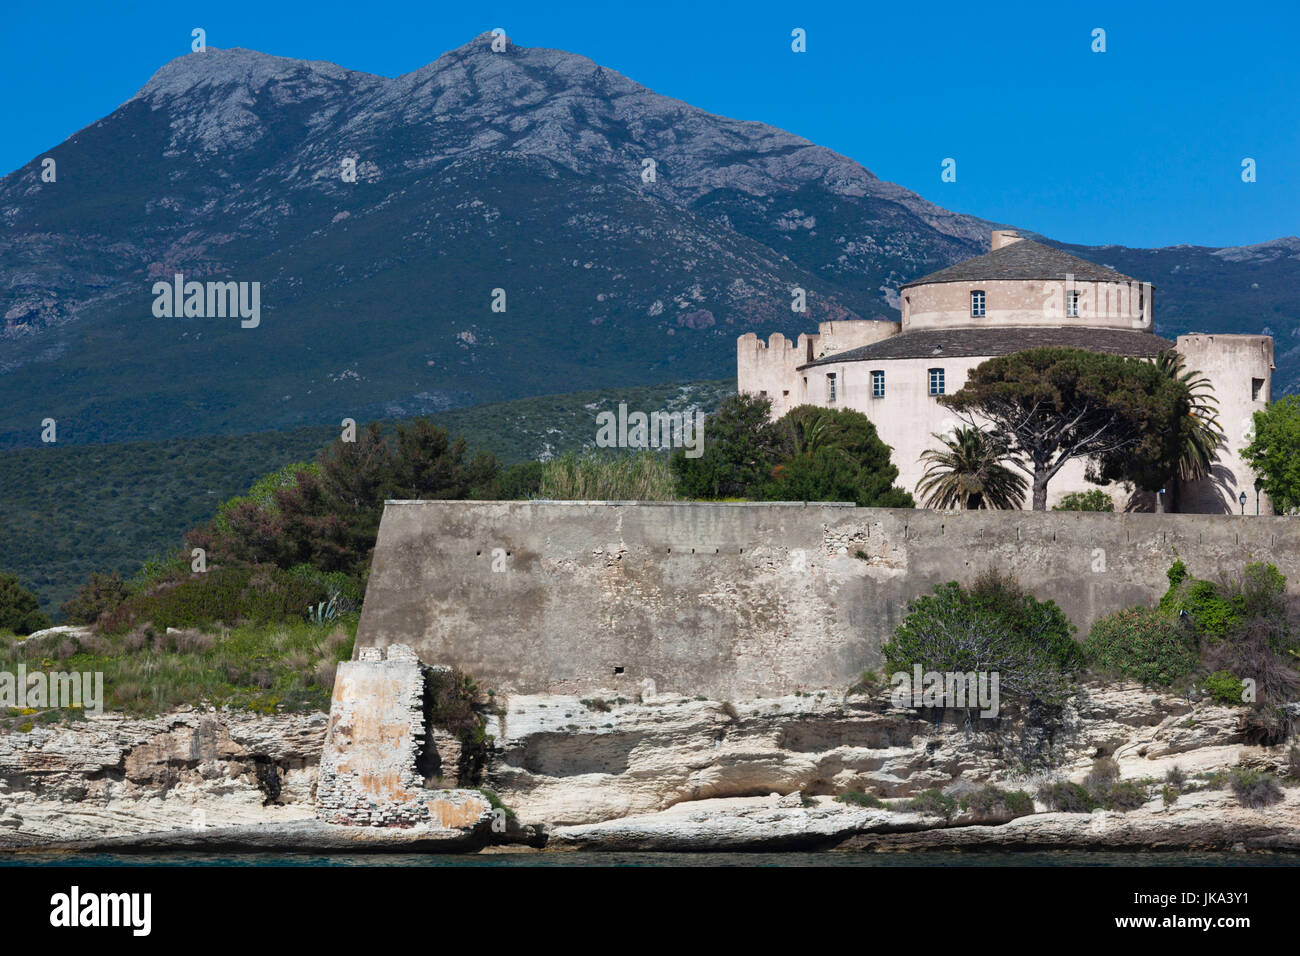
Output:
[{"xmin": 991, "ymin": 229, "xmax": 1023, "ymax": 250}]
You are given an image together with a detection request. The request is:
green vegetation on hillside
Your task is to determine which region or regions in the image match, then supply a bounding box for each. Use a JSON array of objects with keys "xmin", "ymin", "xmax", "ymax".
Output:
[{"xmin": 0, "ymin": 381, "xmax": 732, "ymax": 613}]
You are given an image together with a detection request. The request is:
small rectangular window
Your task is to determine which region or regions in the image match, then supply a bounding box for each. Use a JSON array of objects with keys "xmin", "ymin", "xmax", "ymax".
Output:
[
  {"xmin": 871, "ymin": 370, "xmax": 885, "ymax": 398},
  {"xmin": 970, "ymin": 290, "xmax": 986, "ymax": 317},
  {"xmin": 1252, "ymin": 378, "xmax": 1265, "ymax": 401},
  {"xmin": 1066, "ymin": 290, "xmax": 1081, "ymax": 318},
  {"xmin": 826, "ymin": 373, "xmax": 837, "ymax": 404},
  {"xmin": 929, "ymin": 368, "xmax": 945, "ymax": 396}
]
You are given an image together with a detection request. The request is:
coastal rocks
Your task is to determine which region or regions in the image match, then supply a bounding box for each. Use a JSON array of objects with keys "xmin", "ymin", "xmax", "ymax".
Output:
[
  {"xmin": 550, "ymin": 796, "xmax": 932, "ymax": 851},
  {"xmin": 550, "ymin": 787, "xmax": 1300, "ymax": 853},
  {"xmin": 485, "ymin": 683, "xmax": 1271, "ymax": 828},
  {"xmin": 0, "ymin": 709, "xmax": 325, "ymax": 848}
]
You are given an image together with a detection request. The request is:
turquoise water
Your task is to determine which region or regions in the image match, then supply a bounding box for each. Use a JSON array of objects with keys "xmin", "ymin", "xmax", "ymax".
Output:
[{"xmin": 4, "ymin": 850, "xmax": 1297, "ymax": 866}]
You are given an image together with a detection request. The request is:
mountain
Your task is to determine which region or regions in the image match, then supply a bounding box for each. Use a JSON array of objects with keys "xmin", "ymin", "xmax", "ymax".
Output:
[{"xmin": 1, "ymin": 34, "xmax": 1297, "ymax": 448}]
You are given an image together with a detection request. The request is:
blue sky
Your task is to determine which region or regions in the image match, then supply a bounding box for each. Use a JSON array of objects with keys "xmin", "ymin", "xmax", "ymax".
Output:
[{"xmin": 2, "ymin": 0, "xmax": 1295, "ymax": 248}]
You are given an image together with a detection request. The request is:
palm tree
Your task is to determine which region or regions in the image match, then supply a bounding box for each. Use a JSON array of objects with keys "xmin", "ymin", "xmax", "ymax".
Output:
[
  {"xmin": 917, "ymin": 426, "xmax": 1028, "ymax": 510},
  {"xmin": 1156, "ymin": 350, "xmax": 1224, "ymax": 481}
]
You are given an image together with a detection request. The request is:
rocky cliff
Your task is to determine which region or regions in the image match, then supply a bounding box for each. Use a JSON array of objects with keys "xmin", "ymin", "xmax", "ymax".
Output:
[{"xmin": 2, "ymin": 681, "xmax": 1295, "ymax": 853}]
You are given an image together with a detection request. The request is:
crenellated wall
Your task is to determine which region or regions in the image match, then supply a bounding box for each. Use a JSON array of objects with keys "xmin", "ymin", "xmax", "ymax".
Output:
[{"xmin": 353, "ymin": 501, "xmax": 1300, "ymax": 700}]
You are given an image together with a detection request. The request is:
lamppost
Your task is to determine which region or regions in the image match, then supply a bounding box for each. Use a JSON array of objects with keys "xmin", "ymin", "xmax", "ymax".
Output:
[
  {"xmin": 1239, "ymin": 490, "xmax": 1247, "ymax": 515},
  {"xmin": 1255, "ymin": 477, "xmax": 1263, "ymax": 516}
]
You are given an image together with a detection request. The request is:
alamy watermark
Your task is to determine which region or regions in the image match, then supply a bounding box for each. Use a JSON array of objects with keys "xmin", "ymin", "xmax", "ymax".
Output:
[
  {"xmin": 890, "ymin": 666, "xmax": 1000, "ymax": 718},
  {"xmin": 1, "ymin": 665, "xmax": 104, "ymax": 714},
  {"xmin": 152, "ymin": 273, "xmax": 261, "ymax": 328},
  {"xmin": 595, "ymin": 403, "xmax": 705, "ymax": 458}
]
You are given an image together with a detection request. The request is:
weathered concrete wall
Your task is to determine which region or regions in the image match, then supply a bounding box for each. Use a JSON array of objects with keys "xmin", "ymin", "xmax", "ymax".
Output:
[{"xmin": 355, "ymin": 501, "xmax": 1300, "ymax": 700}]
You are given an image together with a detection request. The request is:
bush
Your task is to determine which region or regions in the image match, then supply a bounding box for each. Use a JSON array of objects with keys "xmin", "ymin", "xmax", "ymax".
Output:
[
  {"xmin": 881, "ymin": 571, "xmax": 1079, "ymax": 704},
  {"xmin": 960, "ymin": 785, "xmax": 1035, "ymax": 819},
  {"xmin": 902, "ymin": 788, "xmax": 957, "ymax": 820},
  {"xmin": 102, "ymin": 565, "xmax": 328, "ymax": 634},
  {"xmin": 1158, "ymin": 562, "xmax": 1237, "ymax": 640},
  {"xmin": 1227, "ymin": 766, "xmax": 1284, "ymax": 808},
  {"xmin": 1053, "ymin": 490, "xmax": 1115, "ymax": 512},
  {"xmin": 835, "ymin": 789, "xmax": 886, "ymax": 808},
  {"xmin": 0, "ymin": 572, "xmax": 50, "ymax": 635},
  {"xmin": 1037, "ymin": 781, "xmax": 1096, "ymax": 813},
  {"xmin": 59, "ymin": 572, "xmax": 133, "ymax": 625},
  {"xmin": 1083, "ymin": 606, "xmax": 1199, "ymax": 686},
  {"xmin": 1204, "ymin": 670, "xmax": 1248, "ymax": 706}
]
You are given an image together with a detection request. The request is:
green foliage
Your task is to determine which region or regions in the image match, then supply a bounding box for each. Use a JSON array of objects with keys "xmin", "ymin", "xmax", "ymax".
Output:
[
  {"xmin": 1204, "ymin": 670, "xmax": 1247, "ymax": 705},
  {"xmin": 917, "ymin": 425, "xmax": 1026, "ymax": 510},
  {"xmin": 882, "ymin": 571, "xmax": 1080, "ymax": 704},
  {"xmin": 539, "ymin": 451, "xmax": 677, "ymax": 501},
  {"xmin": 959, "ymin": 786, "xmax": 1035, "ymax": 819},
  {"xmin": 1038, "ymin": 772, "xmax": 1150, "ymax": 813},
  {"xmin": 672, "ymin": 399, "xmax": 913, "ymax": 506},
  {"xmin": 101, "ymin": 565, "xmax": 327, "ymax": 635},
  {"xmin": 767, "ymin": 406, "xmax": 914, "ymax": 507},
  {"xmin": 1242, "ymin": 395, "xmax": 1300, "ymax": 512},
  {"xmin": 0, "ymin": 380, "xmax": 731, "ymax": 616},
  {"xmin": 1083, "ymin": 606, "xmax": 1199, "ymax": 686},
  {"xmin": 492, "ymin": 460, "xmax": 545, "ymax": 500},
  {"xmin": 671, "ymin": 393, "xmax": 786, "ymax": 500},
  {"xmin": 0, "ymin": 617, "xmax": 356, "ymax": 717},
  {"xmin": 0, "ymin": 572, "xmax": 50, "ymax": 635},
  {"xmin": 1052, "ymin": 490, "xmax": 1115, "ymax": 512},
  {"xmin": 943, "ymin": 347, "xmax": 1190, "ymax": 509},
  {"xmin": 902, "ymin": 788, "xmax": 957, "ymax": 820},
  {"xmin": 834, "ymin": 789, "xmax": 886, "ymax": 808}
]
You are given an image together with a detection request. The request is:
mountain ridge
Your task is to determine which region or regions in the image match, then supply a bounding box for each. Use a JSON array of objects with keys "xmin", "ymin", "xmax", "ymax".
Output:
[{"xmin": 1, "ymin": 34, "xmax": 1296, "ymax": 449}]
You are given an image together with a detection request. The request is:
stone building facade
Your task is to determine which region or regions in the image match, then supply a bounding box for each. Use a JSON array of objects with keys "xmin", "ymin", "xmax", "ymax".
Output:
[{"xmin": 738, "ymin": 230, "xmax": 1274, "ymax": 513}]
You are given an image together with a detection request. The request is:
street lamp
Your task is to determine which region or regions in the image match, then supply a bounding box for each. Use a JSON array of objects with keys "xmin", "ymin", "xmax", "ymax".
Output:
[
  {"xmin": 1255, "ymin": 477, "xmax": 1263, "ymax": 516},
  {"xmin": 1239, "ymin": 490, "xmax": 1247, "ymax": 515}
]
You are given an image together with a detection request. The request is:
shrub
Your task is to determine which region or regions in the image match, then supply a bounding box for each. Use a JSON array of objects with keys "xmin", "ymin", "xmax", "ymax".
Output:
[
  {"xmin": 835, "ymin": 789, "xmax": 885, "ymax": 808},
  {"xmin": 1227, "ymin": 766, "xmax": 1284, "ymax": 808},
  {"xmin": 1083, "ymin": 606, "xmax": 1198, "ymax": 686},
  {"xmin": 1037, "ymin": 781, "xmax": 1096, "ymax": 813},
  {"xmin": 1052, "ymin": 490, "xmax": 1115, "ymax": 512},
  {"xmin": 1161, "ymin": 785, "xmax": 1178, "ymax": 806},
  {"xmin": 0, "ymin": 572, "xmax": 50, "ymax": 636},
  {"xmin": 960, "ymin": 785, "xmax": 1035, "ymax": 819},
  {"xmin": 1204, "ymin": 670, "xmax": 1248, "ymax": 706},
  {"xmin": 1105, "ymin": 780, "xmax": 1151, "ymax": 811},
  {"xmin": 1165, "ymin": 764, "xmax": 1187, "ymax": 789},
  {"xmin": 59, "ymin": 572, "xmax": 132, "ymax": 625},
  {"xmin": 902, "ymin": 788, "xmax": 957, "ymax": 819},
  {"xmin": 1158, "ymin": 563, "xmax": 1237, "ymax": 640},
  {"xmin": 102, "ymin": 565, "xmax": 327, "ymax": 634},
  {"xmin": 882, "ymin": 572, "xmax": 1079, "ymax": 704}
]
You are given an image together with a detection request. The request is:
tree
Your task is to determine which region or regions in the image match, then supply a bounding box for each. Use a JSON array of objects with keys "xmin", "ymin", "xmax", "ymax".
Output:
[
  {"xmin": 942, "ymin": 348, "xmax": 1189, "ymax": 510},
  {"xmin": 916, "ymin": 425, "xmax": 1027, "ymax": 510},
  {"xmin": 0, "ymin": 572, "xmax": 50, "ymax": 635},
  {"xmin": 671, "ymin": 393, "xmax": 786, "ymax": 499},
  {"xmin": 1155, "ymin": 350, "xmax": 1224, "ymax": 482},
  {"xmin": 60, "ymin": 571, "xmax": 132, "ymax": 625},
  {"xmin": 768, "ymin": 406, "xmax": 914, "ymax": 507},
  {"xmin": 1242, "ymin": 395, "xmax": 1300, "ymax": 512}
]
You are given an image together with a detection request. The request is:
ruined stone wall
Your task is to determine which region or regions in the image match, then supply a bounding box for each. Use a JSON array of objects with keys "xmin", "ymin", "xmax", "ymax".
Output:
[
  {"xmin": 354, "ymin": 501, "xmax": 1300, "ymax": 700},
  {"xmin": 315, "ymin": 643, "xmax": 489, "ymax": 828}
]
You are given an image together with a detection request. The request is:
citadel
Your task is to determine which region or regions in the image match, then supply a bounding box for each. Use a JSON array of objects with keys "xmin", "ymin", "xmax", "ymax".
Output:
[{"xmin": 739, "ymin": 230, "xmax": 1274, "ymax": 513}]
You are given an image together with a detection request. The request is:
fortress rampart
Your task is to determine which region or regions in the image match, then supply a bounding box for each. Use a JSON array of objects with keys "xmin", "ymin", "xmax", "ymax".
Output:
[{"xmin": 353, "ymin": 501, "xmax": 1300, "ymax": 700}]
